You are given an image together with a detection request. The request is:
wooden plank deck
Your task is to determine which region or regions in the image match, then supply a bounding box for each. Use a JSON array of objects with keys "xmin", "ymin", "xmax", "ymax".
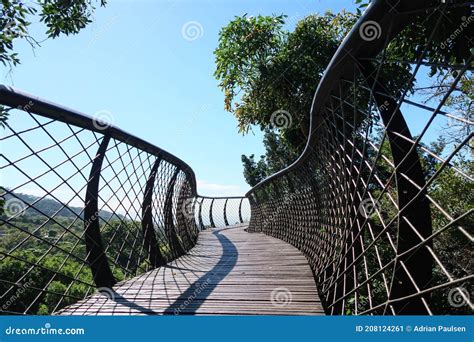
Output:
[{"xmin": 58, "ymin": 225, "xmax": 324, "ymax": 315}]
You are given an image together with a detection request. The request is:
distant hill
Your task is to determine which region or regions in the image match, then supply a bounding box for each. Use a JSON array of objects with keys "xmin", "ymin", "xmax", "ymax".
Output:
[{"xmin": 1, "ymin": 191, "xmax": 124, "ymax": 221}]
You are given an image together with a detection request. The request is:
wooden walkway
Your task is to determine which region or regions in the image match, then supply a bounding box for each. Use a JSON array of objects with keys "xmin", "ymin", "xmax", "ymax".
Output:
[{"xmin": 59, "ymin": 225, "xmax": 324, "ymax": 315}]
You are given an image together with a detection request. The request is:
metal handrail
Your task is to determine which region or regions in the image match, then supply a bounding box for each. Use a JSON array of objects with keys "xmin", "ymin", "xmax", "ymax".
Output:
[
  {"xmin": 0, "ymin": 86, "xmax": 250, "ymax": 314},
  {"xmin": 0, "ymin": 85, "xmax": 198, "ymax": 193},
  {"xmin": 246, "ymin": 0, "xmax": 426, "ymax": 196},
  {"xmin": 245, "ymin": 0, "xmax": 473, "ymax": 315}
]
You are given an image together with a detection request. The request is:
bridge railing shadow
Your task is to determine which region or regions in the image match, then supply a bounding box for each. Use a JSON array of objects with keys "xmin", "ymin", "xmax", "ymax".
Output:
[{"xmin": 0, "ymin": 85, "xmax": 248, "ymax": 315}]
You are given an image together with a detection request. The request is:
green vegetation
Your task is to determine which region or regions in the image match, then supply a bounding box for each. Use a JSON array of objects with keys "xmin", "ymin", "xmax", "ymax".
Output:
[
  {"xmin": 1, "ymin": 208, "xmax": 94, "ymax": 314},
  {"xmin": 1, "ymin": 0, "xmax": 107, "ymax": 67},
  {"xmin": 215, "ymin": 3, "xmax": 472, "ymax": 314},
  {"xmin": 214, "ymin": 11, "xmax": 416, "ymax": 186},
  {"xmin": 215, "ymin": 3, "xmax": 472, "ymax": 186},
  {"xmin": 0, "ymin": 191, "xmax": 145, "ymax": 314},
  {"xmin": 214, "ymin": 12, "xmax": 357, "ymax": 185},
  {"xmin": 1, "ymin": 0, "xmax": 108, "ymax": 125}
]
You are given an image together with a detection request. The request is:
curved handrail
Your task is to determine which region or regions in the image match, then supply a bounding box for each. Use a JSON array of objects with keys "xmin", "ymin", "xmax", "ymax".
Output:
[
  {"xmin": 195, "ymin": 196, "xmax": 248, "ymax": 229},
  {"xmin": 0, "ymin": 84, "xmax": 250, "ymax": 218},
  {"xmin": 1, "ymin": 0, "xmax": 470, "ymax": 316},
  {"xmin": 246, "ymin": 0, "xmax": 426, "ymax": 196},
  {"xmin": 0, "ymin": 85, "xmax": 250, "ymax": 314},
  {"xmin": 0, "ymin": 85, "xmax": 199, "ymax": 194},
  {"xmin": 245, "ymin": 0, "xmax": 473, "ymax": 315}
]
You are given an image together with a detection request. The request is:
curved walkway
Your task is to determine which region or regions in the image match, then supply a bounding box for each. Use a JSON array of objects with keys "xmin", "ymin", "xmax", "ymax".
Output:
[{"xmin": 59, "ymin": 225, "xmax": 323, "ymax": 315}]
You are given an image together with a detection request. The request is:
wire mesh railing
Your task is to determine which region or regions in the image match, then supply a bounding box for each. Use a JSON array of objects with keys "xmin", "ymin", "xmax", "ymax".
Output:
[
  {"xmin": 0, "ymin": 86, "xmax": 248, "ymax": 315},
  {"xmin": 246, "ymin": 0, "xmax": 473, "ymax": 315},
  {"xmin": 195, "ymin": 196, "xmax": 250, "ymax": 229},
  {"xmin": 0, "ymin": 0, "xmax": 471, "ymax": 317}
]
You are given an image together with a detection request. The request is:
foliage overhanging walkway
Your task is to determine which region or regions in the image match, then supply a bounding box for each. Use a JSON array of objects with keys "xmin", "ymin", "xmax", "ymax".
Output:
[{"xmin": 0, "ymin": 0, "xmax": 472, "ymax": 316}]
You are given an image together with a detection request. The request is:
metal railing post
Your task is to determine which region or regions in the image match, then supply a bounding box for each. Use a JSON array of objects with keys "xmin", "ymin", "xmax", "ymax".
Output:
[
  {"xmin": 360, "ymin": 61, "xmax": 432, "ymax": 314},
  {"xmin": 176, "ymin": 181, "xmax": 195, "ymax": 249},
  {"xmin": 198, "ymin": 197, "xmax": 205, "ymax": 230},
  {"xmin": 238, "ymin": 198, "xmax": 244, "ymax": 224},
  {"xmin": 209, "ymin": 198, "xmax": 215, "ymax": 228},
  {"xmin": 223, "ymin": 199, "xmax": 229, "ymax": 226},
  {"xmin": 164, "ymin": 167, "xmax": 185, "ymax": 258},
  {"xmin": 142, "ymin": 157, "xmax": 166, "ymax": 268},
  {"xmin": 84, "ymin": 136, "xmax": 116, "ymax": 288}
]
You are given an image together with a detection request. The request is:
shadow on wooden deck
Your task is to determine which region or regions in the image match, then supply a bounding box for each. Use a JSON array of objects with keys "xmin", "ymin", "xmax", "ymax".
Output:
[{"xmin": 58, "ymin": 225, "xmax": 324, "ymax": 315}]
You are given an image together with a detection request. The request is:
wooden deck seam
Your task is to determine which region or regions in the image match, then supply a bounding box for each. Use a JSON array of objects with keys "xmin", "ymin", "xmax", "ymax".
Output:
[{"xmin": 58, "ymin": 225, "xmax": 323, "ymax": 315}]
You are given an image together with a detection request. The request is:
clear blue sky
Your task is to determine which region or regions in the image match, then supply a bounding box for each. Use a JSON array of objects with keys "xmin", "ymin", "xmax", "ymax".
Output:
[{"xmin": 3, "ymin": 0, "xmax": 360, "ymax": 196}]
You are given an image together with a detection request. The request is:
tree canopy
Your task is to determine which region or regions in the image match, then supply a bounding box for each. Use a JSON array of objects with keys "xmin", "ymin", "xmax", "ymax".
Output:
[
  {"xmin": 1, "ymin": 0, "xmax": 107, "ymax": 67},
  {"xmin": 214, "ymin": 12, "xmax": 358, "ymax": 185},
  {"xmin": 215, "ymin": 3, "xmax": 473, "ymax": 187}
]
